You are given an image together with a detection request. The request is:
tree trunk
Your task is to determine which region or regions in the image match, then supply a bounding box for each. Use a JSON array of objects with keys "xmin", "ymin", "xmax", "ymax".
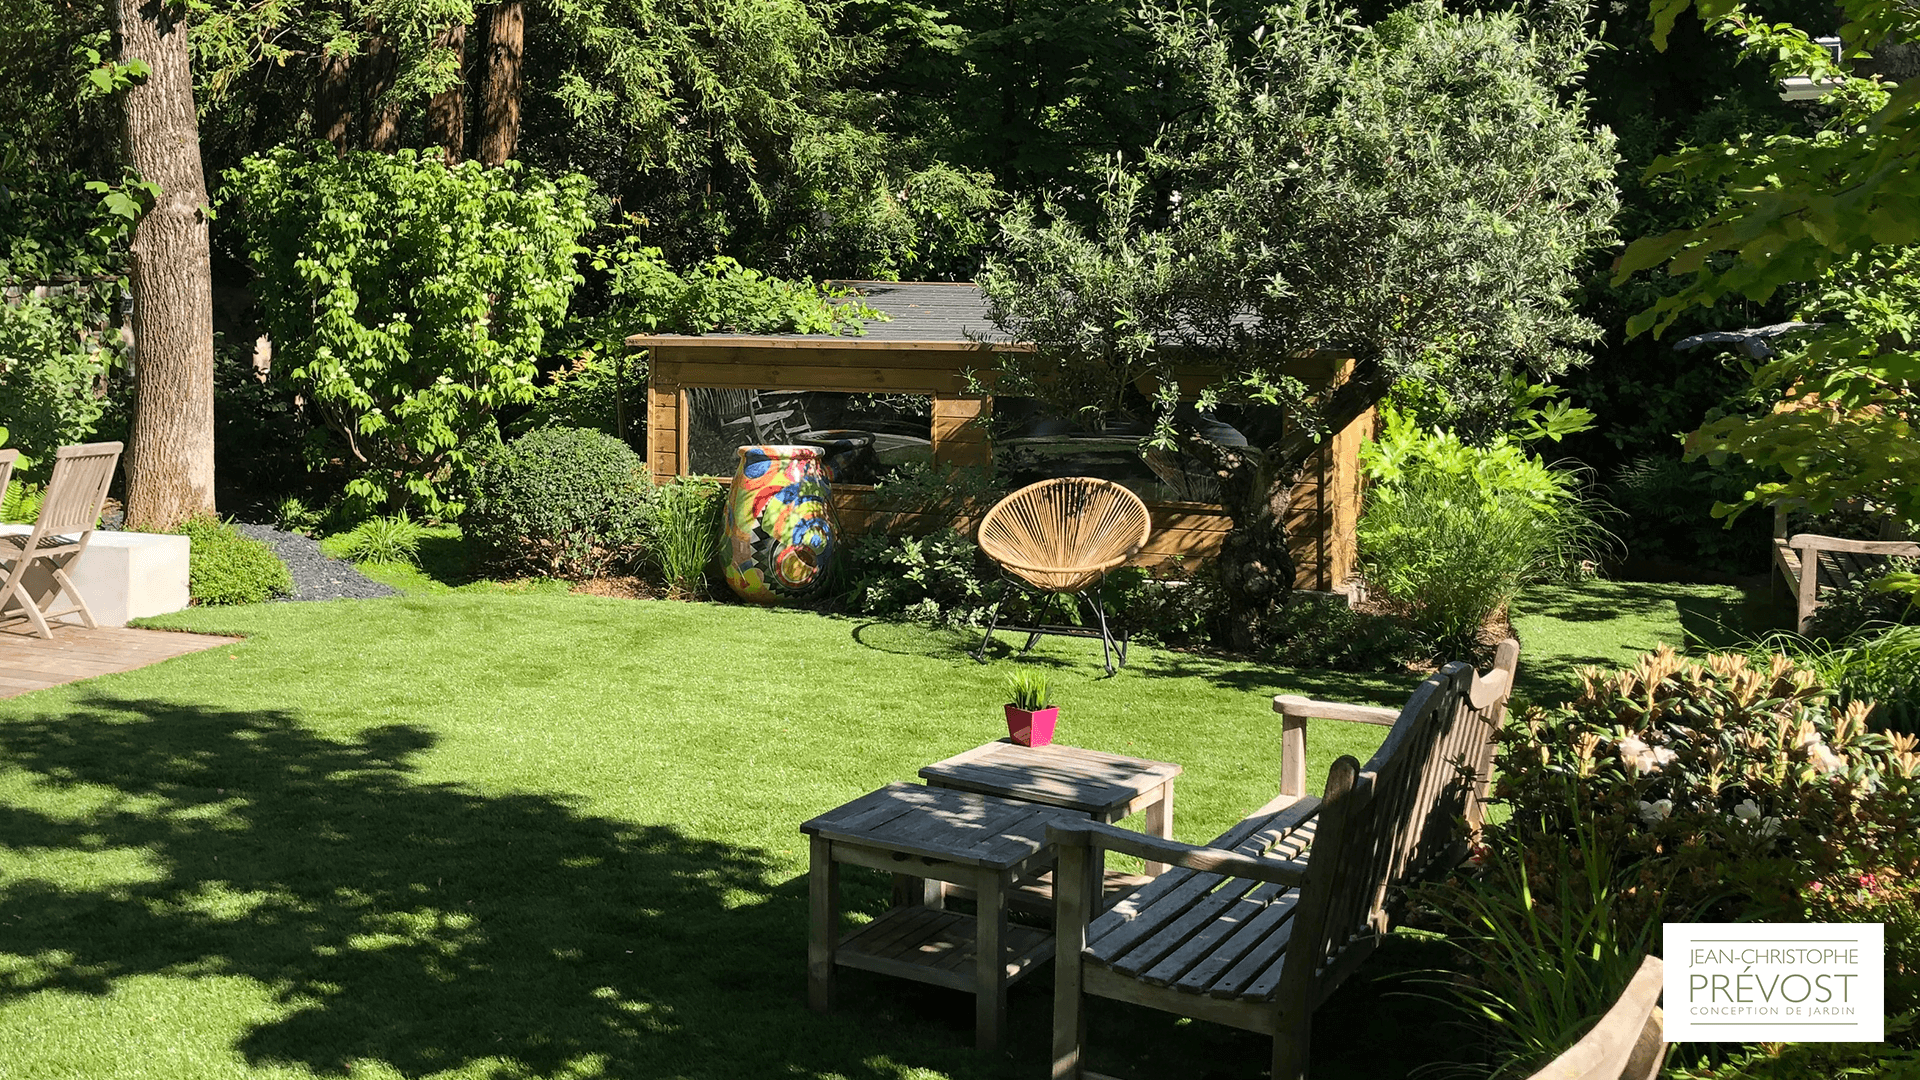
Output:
[
  {"xmin": 426, "ymin": 23, "xmax": 466, "ymax": 162},
  {"xmin": 363, "ymin": 21, "xmax": 401, "ymax": 152},
  {"xmin": 477, "ymin": 1, "xmax": 524, "ymax": 165},
  {"xmin": 112, "ymin": 0, "xmax": 215, "ymax": 531},
  {"xmin": 1208, "ymin": 355, "xmax": 1393, "ymax": 651},
  {"xmin": 314, "ymin": 45, "xmax": 354, "ymax": 153}
]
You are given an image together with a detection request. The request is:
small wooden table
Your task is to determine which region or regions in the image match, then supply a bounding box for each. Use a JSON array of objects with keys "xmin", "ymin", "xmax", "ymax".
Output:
[
  {"xmin": 920, "ymin": 739, "xmax": 1182, "ymax": 877},
  {"xmin": 800, "ymin": 782, "xmax": 1087, "ymax": 1050}
]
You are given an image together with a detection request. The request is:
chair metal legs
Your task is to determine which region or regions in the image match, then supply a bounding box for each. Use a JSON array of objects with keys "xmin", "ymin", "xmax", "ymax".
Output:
[{"xmin": 973, "ymin": 576, "xmax": 1129, "ymax": 675}]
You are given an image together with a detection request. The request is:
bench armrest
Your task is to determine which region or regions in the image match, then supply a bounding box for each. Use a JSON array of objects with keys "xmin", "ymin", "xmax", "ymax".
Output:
[
  {"xmin": 1047, "ymin": 819, "xmax": 1310, "ymax": 887},
  {"xmin": 1272, "ymin": 694, "xmax": 1396, "ymax": 797},
  {"xmin": 1272, "ymin": 695, "xmax": 1399, "ymax": 726},
  {"xmin": 1787, "ymin": 533, "xmax": 1920, "ymax": 557}
]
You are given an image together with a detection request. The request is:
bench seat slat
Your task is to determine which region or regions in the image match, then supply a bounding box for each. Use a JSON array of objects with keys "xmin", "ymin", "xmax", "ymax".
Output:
[
  {"xmin": 1099, "ymin": 875, "xmax": 1260, "ymax": 970},
  {"xmin": 1177, "ymin": 889, "xmax": 1302, "ymax": 995},
  {"xmin": 1086, "ymin": 794, "xmax": 1318, "ymax": 947},
  {"xmin": 1204, "ymin": 901, "xmax": 1304, "ymax": 998},
  {"xmin": 1137, "ymin": 881, "xmax": 1288, "ymax": 986}
]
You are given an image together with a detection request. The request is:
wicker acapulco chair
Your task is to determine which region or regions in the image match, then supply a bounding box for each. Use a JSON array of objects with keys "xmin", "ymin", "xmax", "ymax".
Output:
[{"xmin": 973, "ymin": 477, "xmax": 1153, "ymax": 674}]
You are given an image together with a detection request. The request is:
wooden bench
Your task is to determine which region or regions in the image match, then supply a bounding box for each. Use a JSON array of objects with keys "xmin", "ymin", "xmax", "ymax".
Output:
[
  {"xmin": 1773, "ymin": 509, "xmax": 1919, "ymax": 633},
  {"xmin": 1048, "ymin": 641, "xmax": 1519, "ymax": 1080},
  {"xmin": 1524, "ymin": 954, "xmax": 1664, "ymax": 1080}
]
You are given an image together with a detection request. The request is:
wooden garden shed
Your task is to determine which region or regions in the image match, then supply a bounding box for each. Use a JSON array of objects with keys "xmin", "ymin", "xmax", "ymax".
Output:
[{"xmin": 629, "ymin": 281, "xmax": 1369, "ymax": 591}]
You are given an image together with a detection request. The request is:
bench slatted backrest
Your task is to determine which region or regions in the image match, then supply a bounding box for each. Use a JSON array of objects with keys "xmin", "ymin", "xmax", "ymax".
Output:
[
  {"xmin": 1403, "ymin": 642, "xmax": 1519, "ymax": 884},
  {"xmin": 1273, "ymin": 663, "xmax": 1475, "ymax": 1013}
]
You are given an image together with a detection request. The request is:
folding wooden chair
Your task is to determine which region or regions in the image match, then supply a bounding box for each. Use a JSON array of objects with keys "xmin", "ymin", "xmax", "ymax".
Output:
[
  {"xmin": 0, "ymin": 441, "xmax": 124, "ymax": 639},
  {"xmin": 0, "ymin": 449, "xmax": 17, "ymax": 509}
]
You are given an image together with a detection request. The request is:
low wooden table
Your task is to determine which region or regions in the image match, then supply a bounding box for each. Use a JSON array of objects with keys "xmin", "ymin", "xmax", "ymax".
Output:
[
  {"xmin": 800, "ymin": 782, "xmax": 1087, "ymax": 1050},
  {"xmin": 920, "ymin": 739, "xmax": 1182, "ymax": 878}
]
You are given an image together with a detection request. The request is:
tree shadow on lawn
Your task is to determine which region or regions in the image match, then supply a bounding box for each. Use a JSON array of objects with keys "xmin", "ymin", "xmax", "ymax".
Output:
[
  {"xmin": 0, "ymin": 697, "xmax": 1015, "ymax": 1080},
  {"xmin": 1512, "ymin": 583, "xmax": 1771, "ymax": 705},
  {"xmin": 848, "ymin": 622, "xmax": 1403, "ymax": 703}
]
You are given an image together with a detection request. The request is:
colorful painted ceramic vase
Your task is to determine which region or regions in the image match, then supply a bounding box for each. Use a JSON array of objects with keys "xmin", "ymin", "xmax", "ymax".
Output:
[{"xmin": 724, "ymin": 444, "xmax": 837, "ymax": 604}]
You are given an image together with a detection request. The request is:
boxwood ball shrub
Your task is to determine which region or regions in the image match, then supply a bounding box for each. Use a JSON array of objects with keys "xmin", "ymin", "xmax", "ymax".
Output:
[
  {"xmin": 177, "ymin": 517, "xmax": 295, "ymax": 605},
  {"xmin": 466, "ymin": 427, "xmax": 654, "ymax": 579}
]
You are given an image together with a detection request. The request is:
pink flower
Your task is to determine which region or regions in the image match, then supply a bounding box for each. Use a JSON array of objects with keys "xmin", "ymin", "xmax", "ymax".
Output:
[{"xmin": 1808, "ymin": 881, "xmax": 1825, "ymax": 893}]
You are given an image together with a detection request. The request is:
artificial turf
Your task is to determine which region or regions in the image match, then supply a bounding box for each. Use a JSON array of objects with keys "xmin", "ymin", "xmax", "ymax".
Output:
[{"xmin": 0, "ymin": 580, "xmax": 1751, "ymax": 1079}]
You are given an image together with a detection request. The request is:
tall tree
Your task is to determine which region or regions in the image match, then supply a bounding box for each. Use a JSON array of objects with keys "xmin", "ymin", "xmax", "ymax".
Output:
[
  {"xmin": 113, "ymin": 0, "xmax": 216, "ymax": 529},
  {"xmin": 477, "ymin": 1, "xmax": 522, "ymax": 165},
  {"xmin": 362, "ymin": 19, "xmax": 401, "ymax": 151},
  {"xmin": 315, "ymin": 44, "xmax": 354, "ymax": 151},
  {"xmin": 981, "ymin": 0, "xmax": 1618, "ymax": 648},
  {"xmin": 425, "ymin": 21, "xmax": 464, "ymax": 160}
]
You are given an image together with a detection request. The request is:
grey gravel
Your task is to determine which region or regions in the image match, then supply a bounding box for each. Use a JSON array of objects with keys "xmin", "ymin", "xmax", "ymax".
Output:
[{"xmin": 232, "ymin": 522, "xmax": 400, "ymax": 602}]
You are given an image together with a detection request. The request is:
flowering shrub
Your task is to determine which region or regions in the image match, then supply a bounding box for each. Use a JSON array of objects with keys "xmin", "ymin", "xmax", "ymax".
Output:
[
  {"xmin": 1802, "ymin": 868, "xmax": 1920, "ymax": 1012},
  {"xmin": 1492, "ymin": 646, "xmax": 1920, "ymax": 924}
]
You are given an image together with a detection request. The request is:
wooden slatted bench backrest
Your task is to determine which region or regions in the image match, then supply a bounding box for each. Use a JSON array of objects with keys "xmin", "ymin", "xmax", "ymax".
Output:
[
  {"xmin": 1403, "ymin": 640, "xmax": 1519, "ymax": 884},
  {"xmin": 1274, "ymin": 662, "xmax": 1476, "ymax": 1013}
]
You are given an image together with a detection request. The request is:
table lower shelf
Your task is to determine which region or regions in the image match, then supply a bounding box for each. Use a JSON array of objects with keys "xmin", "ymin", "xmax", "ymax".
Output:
[{"xmin": 837, "ymin": 905, "xmax": 1055, "ymax": 993}]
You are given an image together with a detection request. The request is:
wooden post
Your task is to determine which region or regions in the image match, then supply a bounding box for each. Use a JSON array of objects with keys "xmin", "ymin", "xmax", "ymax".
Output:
[
  {"xmin": 974, "ymin": 869, "xmax": 1007, "ymax": 1050},
  {"xmin": 1051, "ymin": 838, "xmax": 1090, "ymax": 1080},
  {"xmin": 1280, "ymin": 714, "xmax": 1308, "ymax": 798},
  {"xmin": 806, "ymin": 836, "xmax": 838, "ymax": 1013},
  {"xmin": 1142, "ymin": 782, "xmax": 1174, "ymax": 878}
]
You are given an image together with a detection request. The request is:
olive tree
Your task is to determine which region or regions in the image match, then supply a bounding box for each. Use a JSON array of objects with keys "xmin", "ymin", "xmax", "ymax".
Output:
[{"xmin": 979, "ymin": 0, "xmax": 1620, "ymax": 648}]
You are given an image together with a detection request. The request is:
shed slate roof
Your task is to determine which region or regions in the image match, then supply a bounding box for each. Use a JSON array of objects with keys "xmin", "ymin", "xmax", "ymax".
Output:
[{"xmin": 624, "ymin": 281, "xmax": 1015, "ymax": 347}]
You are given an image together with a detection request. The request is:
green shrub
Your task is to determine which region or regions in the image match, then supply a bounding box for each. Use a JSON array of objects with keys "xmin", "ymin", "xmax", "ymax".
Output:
[
  {"xmin": 1261, "ymin": 593, "xmax": 1418, "ymax": 672},
  {"xmin": 223, "ymin": 148, "xmax": 595, "ymax": 515},
  {"xmin": 516, "ymin": 347, "xmax": 645, "ymax": 440},
  {"xmin": 1753, "ymin": 626, "xmax": 1920, "ymax": 736},
  {"xmin": 1422, "ymin": 647, "xmax": 1920, "ymax": 1074},
  {"xmin": 1666, "ymin": 1013, "xmax": 1920, "ymax": 1077},
  {"xmin": 335, "ymin": 513, "xmax": 425, "ymax": 566},
  {"xmin": 0, "ymin": 293, "xmax": 111, "ymax": 465},
  {"xmin": 1358, "ymin": 408, "xmax": 1610, "ymax": 660},
  {"xmin": 841, "ymin": 528, "xmax": 1004, "ymax": 627},
  {"xmin": 177, "ymin": 518, "xmax": 294, "ymax": 605},
  {"xmin": 466, "ymin": 427, "xmax": 654, "ymax": 579},
  {"xmin": 272, "ymin": 495, "xmax": 324, "ymax": 536},
  {"xmin": 1420, "ymin": 808, "xmax": 1667, "ymax": 1079},
  {"xmin": 651, "ymin": 478, "xmax": 725, "ymax": 598},
  {"xmin": 1492, "ymin": 647, "xmax": 1920, "ymax": 927}
]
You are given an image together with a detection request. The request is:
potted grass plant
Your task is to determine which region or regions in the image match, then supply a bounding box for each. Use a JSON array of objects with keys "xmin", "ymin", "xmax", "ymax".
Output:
[{"xmin": 1004, "ymin": 670, "xmax": 1058, "ymax": 747}]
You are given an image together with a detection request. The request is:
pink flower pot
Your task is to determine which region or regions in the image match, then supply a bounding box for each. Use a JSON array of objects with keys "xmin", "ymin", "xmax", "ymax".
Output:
[{"xmin": 1005, "ymin": 704, "xmax": 1058, "ymax": 748}]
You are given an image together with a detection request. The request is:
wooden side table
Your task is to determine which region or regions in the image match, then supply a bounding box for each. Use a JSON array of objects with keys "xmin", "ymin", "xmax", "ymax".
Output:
[
  {"xmin": 920, "ymin": 739, "xmax": 1182, "ymax": 877},
  {"xmin": 800, "ymin": 781, "xmax": 1087, "ymax": 1051}
]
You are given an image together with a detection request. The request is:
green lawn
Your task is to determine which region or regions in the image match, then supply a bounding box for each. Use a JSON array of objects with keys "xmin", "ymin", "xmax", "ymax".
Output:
[{"xmin": 0, "ymin": 580, "xmax": 1756, "ymax": 1079}]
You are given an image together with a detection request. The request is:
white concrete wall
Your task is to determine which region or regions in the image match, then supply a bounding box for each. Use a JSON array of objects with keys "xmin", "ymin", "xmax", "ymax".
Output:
[{"xmin": 0, "ymin": 526, "xmax": 191, "ymax": 626}]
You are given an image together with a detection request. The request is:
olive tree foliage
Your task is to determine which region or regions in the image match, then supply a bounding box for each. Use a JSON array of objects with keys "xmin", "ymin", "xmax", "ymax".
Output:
[
  {"xmin": 1616, "ymin": 0, "xmax": 1920, "ymax": 554},
  {"xmin": 979, "ymin": 0, "xmax": 1619, "ymax": 648}
]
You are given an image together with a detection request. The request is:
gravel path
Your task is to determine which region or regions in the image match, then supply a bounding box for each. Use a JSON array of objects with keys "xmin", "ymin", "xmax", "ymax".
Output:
[{"xmin": 232, "ymin": 523, "xmax": 400, "ymax": 602}]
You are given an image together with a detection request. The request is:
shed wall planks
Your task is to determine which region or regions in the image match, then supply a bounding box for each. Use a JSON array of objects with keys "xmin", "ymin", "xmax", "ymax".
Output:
[{"xmin": 639, "ymin": 340, "xmax": 1368, "ymax": 590}]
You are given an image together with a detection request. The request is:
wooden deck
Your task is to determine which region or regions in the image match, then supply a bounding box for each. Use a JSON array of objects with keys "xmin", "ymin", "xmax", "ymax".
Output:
[{"xmin": 0, "ymin": 625, "xmax": 240, "ymax": 698}]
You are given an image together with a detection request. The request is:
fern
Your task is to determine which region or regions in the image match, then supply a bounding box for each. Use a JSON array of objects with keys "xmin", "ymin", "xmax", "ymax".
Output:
[{"xmin": 1, "ymin": 480, "xmax": 44, "ymax": 525}]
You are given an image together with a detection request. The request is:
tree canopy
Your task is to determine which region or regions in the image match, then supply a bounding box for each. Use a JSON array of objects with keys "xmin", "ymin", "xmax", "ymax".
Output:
[
  {"xmin": 979, "ymin": 0, "xmax": 1620, "ymax": 642},
  {"xmin": 1616, "ymin": 0, "xmax": 1920, "ymax": 532}
]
